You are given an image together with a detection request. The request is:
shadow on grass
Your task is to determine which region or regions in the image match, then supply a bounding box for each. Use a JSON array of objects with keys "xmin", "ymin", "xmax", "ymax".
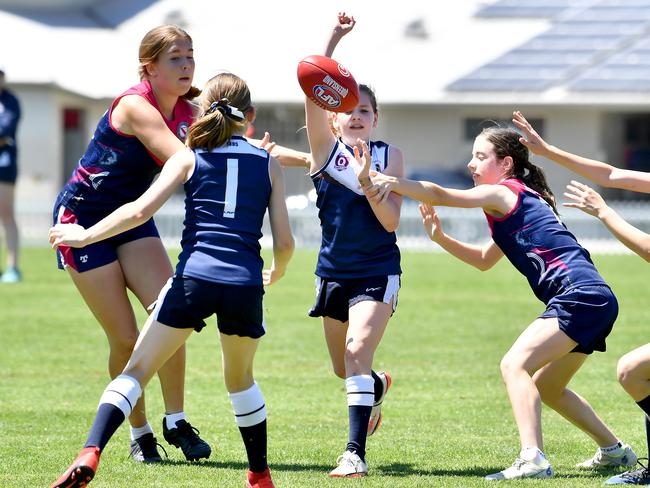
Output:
[{"xmin": 155, "ymin": 459, "xmax": 612, "ymax": 480}]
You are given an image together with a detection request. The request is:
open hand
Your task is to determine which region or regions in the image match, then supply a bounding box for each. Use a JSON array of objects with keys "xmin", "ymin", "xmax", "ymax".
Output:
[
  {"xmin": 563, "ymin": 180, "xmax": 607, "ymax": 217},
  {"xmin": 512, "ymin": 111, "xmax": 551, "ymax": 156},
  {"xmin": 419, "ymin": 203, "xmax": 444, "ymax": 242}
]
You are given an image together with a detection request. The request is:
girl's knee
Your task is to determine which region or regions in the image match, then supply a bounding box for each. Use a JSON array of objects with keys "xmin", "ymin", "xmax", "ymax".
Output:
[{"xmin": 617, "ymin": 355, "xmax": 638, "ymax": 387}]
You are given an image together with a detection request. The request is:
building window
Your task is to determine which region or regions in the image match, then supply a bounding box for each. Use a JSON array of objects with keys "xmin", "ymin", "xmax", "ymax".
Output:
[{"xmin": 464, "ymin": 117, "xmax": 544, "ymax": 141}]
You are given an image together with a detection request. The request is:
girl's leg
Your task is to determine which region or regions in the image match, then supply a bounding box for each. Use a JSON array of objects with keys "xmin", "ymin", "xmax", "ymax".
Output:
[
  {"xmin": 52, "ymin": 319, "xmax": 192, "ymax": 488},
  {"xmin": 322, "ymin": 316, "xmax": 348, "ymax": 379},
  {"xmin": 0, "ymin": 182, "xmax": 19, "ymax": 273},
  {"xmin": 534, "ymin": 353, "xmax": 618, "ymax": 446},
  {"xmin": 618, "ymin": 344, "xmax": 650, "ymax": 402},
  {"xmin": 67, "ymin": 262, "xmax": 147, "ymax": 428},
  {"xmin": 499, "ymin": 316, "xmax": 577, "ymax": 452},
  {"xmin": 329, "ymin": 300, "xmax": 392, "ymax": 477},
  {"xmin": 220, "ymin": 333, "xmax": 272, "ymax": 483},
  {"xmin": 117, "ymin": 238, "xmax": 185, "ymax": 415}
]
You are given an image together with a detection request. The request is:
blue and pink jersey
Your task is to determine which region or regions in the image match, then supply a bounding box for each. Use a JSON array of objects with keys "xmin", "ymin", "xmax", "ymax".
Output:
[
  {"xmin": 57, "ymin": 80, "xmax": 193, "ymax": 216},
  {"xmin": 485, "ymin": 178, "xmax": 606, "ymax": 304}
]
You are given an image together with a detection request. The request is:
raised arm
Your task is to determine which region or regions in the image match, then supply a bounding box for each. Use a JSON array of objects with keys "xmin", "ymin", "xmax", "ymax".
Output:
[
  {"xmin": 49, "ymin": 149, "xmax": 194, "ymax": 248},
  {"xmin": 305, "ymin": 12, "xmax": 356, "ymax": 171},
  {"xmin": 564, "ymin": 180, "xmax": 650, "ymax": 262},
  {"xmin": 513, "ymin": 111, "xmax": 650, "ymax": 193},
  {"xmin": 263, "ymin": 158, "xmax": 295, "ymax": 285},
  {"xmin": 419, "ymin": 203, "xmax": 504, "ymax": 270}
]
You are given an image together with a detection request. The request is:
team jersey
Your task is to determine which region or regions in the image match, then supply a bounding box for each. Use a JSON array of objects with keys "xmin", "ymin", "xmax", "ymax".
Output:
[
  {"xmin": 311, "ymin": 139, "xmax": 401, "ymax": 279},
  {"xmin": 175, "ymin": 136, "xmax": 272, "ymax": 286},
  {"xmin": 58, "ymin": 80, "xmax": 193, "ymax": 216},
  {"xmin": 486, "ymin": 178, "xmax": 607, "ymax": 304},
  {"xmin": 0, "ymin": 88, "xmax": 20, "ymax": 166}
]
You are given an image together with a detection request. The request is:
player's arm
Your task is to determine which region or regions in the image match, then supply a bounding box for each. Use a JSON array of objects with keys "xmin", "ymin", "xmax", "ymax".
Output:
[
  {"xmin": 419, "ymin": 203, "xmax": 504, "ymax": 270},
  {"xmin": 514, "ymin": 110, "xmax": 650, "ymax": 193},
  {"xmin": 112, "ymin": 95, "xmax": 187, "ymax": 162},
  {"xmin": 249, "ymin": 132, "xmax": 312, "ymax": 169},
  {"xmin": 305, "ymin": 12, "xmax": 356, "ymax": 172},
  {"xmin": 564, "ymin": 180, "xmax": 650, "ymax": 262},
  {"xmin": 357, "ymin": 145, "xmax": 404, "ymax": 232},
  {"xmin": 49, "ymin": 149, "xmax": 194, "ymax": 248},
  {"xmin": 264, "ymin": 157, "xmax": 295, "ymax": 285}
]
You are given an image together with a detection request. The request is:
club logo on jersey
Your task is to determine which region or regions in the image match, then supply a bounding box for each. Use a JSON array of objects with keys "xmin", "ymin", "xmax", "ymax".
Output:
[
  {"xmin": 334, "ymin": 153, "xmax": 349, "ymax": 171},
  {"xmin": 177, "ymin": 122, "xmax": 189, "ymax": 141},
  {"xmin": 313, "ymin": 85, "xmax": 341, "ymax": 109},
  {"xmin": 338, "ymin": 64, "xmax": 350, "ymax": 78}
]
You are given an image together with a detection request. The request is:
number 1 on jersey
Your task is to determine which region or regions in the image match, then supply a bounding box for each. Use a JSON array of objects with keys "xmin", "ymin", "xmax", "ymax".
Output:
[{"xmin": 223, "ymin": 158, "xmax": 238, "ymax": 218}]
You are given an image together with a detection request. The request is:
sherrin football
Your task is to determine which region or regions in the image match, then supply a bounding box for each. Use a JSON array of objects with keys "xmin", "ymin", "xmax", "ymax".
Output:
[{"xmin": 297, "ymin": 55, "xmax": 359, "ymax": 113}]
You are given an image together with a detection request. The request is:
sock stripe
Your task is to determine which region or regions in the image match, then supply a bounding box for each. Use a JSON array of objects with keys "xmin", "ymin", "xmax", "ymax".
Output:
[
  {"xmin": 235, "ymin": 403, "xmax": 266, "ymax": 418},
  {"xmin": 107, "ymin": 388, "xmax": 133, "ymax": 411},
  {"xmin": 347, "ymin": 391, "xmax": 375, "ymax": 396}
]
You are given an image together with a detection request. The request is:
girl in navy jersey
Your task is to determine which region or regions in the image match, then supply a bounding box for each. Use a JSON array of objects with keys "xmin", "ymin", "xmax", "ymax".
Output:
[
  {"xmin": 51, "ymin": 25, "xmax": 210, "ymax": 462},
  {"xmin": 363, "ymin": 126, "xmax": 636, "ymax": 480},
  {"xmin": 49, "ymin": 72, "xmax": 293, "ymax": 488},
  {"xmin": 514, "ymin": 111, "xmax": 650, "ymax": 485},
  {"xmin": 303, "ymin": 12, "xmax": 404, "ymax": 477}
]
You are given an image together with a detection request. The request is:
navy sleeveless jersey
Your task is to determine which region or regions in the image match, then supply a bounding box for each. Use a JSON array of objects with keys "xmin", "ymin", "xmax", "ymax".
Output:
[
  {"xmin": 311, "ymin": 139, "xmax": 401, "ymax": 279},
  {"xmin": 486, "ymin": 179, "xmax": 606, "ymax": 304},
  {"xmin": 175, "ymin": 136, "xmax": 272, "ymax": 286},
  {"xmin": 58, "ymin": 80, "xmax": 193, "ymax": 216}
]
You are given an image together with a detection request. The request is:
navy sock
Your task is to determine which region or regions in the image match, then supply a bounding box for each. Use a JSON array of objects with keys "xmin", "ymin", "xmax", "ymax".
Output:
[
  {"xmin": 238, "ymin": 420, "xmax": 268, "ymax": 473},
  {"xmin": 346, "ymin": 405, "xmax": 371, "ymax": 461},
  {"xmin": 84, "ymin": 403, "xmax": 126, "ymax": 450},
  {"xmin": 646, "ymin": 415, "xmax": 650, "ymax": 460},
  {"xmin": 371, "ymin": 370, "xmax": 382, "ymax": 402}
]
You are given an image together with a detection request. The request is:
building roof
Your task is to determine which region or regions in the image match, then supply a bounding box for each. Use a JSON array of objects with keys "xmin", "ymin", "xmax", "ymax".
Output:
[{"xmin": 3, "ymin": 0, "xmax": 649, "ymax": 106}]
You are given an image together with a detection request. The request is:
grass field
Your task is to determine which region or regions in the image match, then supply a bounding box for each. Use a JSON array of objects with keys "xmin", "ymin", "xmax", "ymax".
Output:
[{"xmin": 1, "ymin": 247, "xmax": 649, "ymax": 487}]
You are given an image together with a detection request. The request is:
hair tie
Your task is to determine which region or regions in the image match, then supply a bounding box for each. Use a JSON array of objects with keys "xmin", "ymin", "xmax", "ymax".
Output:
[{"xmin": 205, "ymin": 97, "xmax": 245, "ymax": 121}]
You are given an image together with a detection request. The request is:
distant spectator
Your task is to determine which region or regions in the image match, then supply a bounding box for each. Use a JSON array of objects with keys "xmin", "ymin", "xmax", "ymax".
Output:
[{"xmin": 0, "ymin": 66, "xmax": 21, "ymax": 283}]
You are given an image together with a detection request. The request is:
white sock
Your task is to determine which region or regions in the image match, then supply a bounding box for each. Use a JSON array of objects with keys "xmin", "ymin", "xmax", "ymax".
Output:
[
  {"xmin": 165, "ymin": 411, "xmax": 186, "ymax": 429},
  {"xmin": 229, "ymin": 382, "xmax": 267, "ymax": 428},
  {"xmin": 520, "ymin": 446, "xmax": 545, "ymax": 463},
  {"xmin": 345, "ymin": 375, "xmax": 375, "ymax": 407},
  {"xmin": 130, "ymin": 422, "xmax": 154, "ymax": 441},
  {"xmin": 601, "ymin": 442, "xmax": 623, "ymax": 455}
]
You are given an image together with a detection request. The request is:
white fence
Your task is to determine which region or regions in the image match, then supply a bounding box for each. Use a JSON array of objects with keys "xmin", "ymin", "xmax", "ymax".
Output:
[{"xmin": 21, "ymin": 197, "xmax": 650, "ymax": 254}]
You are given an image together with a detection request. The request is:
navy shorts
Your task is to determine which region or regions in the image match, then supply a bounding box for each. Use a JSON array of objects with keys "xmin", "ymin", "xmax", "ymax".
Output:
[
  {"xmin": 53, "ymin": 203, "xmax": 159, "ymax": 272},
  {"xmin": 540, "ymin": 285, "xmax": 618, "ymax": 355},
  {"xmin": 308, "ymin": 275, "xmax": 400, "ymax": 323},
  {"xmin": 152, "ymin": 276, "xmax": 266, "ymax": 338},
  {"xmin": 0, "ymin": 147, "xmax": 17, "ymax": 183}
]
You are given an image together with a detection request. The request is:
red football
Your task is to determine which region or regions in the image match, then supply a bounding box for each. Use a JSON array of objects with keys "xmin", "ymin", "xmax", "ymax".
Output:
[{"xmin": 297, "ymin": 55, "xmax": 359, "ymax": 113}]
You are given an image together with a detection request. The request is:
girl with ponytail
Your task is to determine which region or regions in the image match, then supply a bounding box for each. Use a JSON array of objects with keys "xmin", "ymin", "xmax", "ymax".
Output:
[
  {"xmin": 49, "ymin": 72, "xmax": 294, "ymax": 488},
  {"xmin": 357, "ymin": 125, "xmax": 636, "ymax": 481}
]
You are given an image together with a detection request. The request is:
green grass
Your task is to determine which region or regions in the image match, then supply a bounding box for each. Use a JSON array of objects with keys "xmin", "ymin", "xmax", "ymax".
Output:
[{"xmin": 1, "ymin": 248, "xmax": 649, "ymax": 487}]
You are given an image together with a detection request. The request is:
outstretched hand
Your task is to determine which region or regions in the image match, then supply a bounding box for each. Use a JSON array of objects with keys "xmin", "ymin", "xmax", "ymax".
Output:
[
  {"xmin": 258, "ymin": 131, "xmax": 277, "ymax": 156},
  {"xmin": 48, "ymin": 223, "xmax": 89, "ymax": 248},
  {"xmin": 419, "ymin": 203, "xmax": 444, "ymax": 242},
  {"xmin": 563, "ymin": 180, "xmax": 607, "ymax": 217},
  {"xmin": 512, "ymin": 111, "xmax": 551, "ymax": 156},
  {"xmin": 333, "ymin": 12, "xmax": 356, "ymax": 37}
]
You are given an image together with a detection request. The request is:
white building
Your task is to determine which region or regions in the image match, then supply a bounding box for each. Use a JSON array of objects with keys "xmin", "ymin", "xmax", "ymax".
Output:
[{"xmin": 2, "ymin": 0, "xmax": 650, "ymax": 245}]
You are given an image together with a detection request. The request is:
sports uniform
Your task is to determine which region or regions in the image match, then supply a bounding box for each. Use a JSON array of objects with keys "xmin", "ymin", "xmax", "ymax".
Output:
[
  {"xmin": 486, "ymin": 178, "xmax": 617, "ymax": 354},
  {"xmin": 0, "ymin": 85, "xmax": 20, "ymax": 183},
  {"xmin": 53, "ymin": 80, "xmax": 193, "ymax": 272},
  {"xmin": 152, "ymin": 136, "xmax": 272, "ymax": 338},
  {"xmin": 309, "ymin": 139, "xmax": 402, "ymax": 322}
]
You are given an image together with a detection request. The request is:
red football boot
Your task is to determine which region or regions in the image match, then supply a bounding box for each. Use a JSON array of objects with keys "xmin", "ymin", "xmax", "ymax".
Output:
[
  {"xmin": 51, "ymin": 446, "xmax": 100, "ymax": 488},
  {"xmin": 246, "ymin": 467, "xmax": 275, "ymax": 488}
]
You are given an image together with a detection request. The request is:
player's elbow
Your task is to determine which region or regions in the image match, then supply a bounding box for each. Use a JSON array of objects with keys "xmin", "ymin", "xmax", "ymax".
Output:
[
  {"xmin": 275, "ymin": 234, "xmax": 295, "ymax": 256},
  {"xmin": 476, "ymin": 260, "xmax": 496, "ymax": 272}
]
